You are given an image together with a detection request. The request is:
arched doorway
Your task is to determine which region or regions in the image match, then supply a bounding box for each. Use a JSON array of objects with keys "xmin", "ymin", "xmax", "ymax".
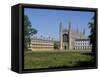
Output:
[
  {"xmin": 63, "ymin": 33, "xmax": 69, "ymax": 50},
  {"xmin": 64, "ymin": 45, "xmax": 66, "ymax": 50}
]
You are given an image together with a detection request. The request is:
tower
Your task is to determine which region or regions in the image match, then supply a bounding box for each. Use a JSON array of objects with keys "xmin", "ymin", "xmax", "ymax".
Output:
[
  {"xmin": 83, "ymin": 28, "xmax": 85, "ymax": 35},
  {"xmin": 59, "ymin": 22, "xmax": 63, "ymax": 49},
  {"xmin": 68, "ymin": 21, "xmax": 71, "ymax": 49},
  {"xmin": 76, "ymin": 27, "xmax": 79, "ymax": 33}
]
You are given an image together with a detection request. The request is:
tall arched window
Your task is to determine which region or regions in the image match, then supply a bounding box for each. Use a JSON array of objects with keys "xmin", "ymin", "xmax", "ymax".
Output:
[{"xmin": 63, "ymin": 34, "xmax": 68, "ymax": 42}]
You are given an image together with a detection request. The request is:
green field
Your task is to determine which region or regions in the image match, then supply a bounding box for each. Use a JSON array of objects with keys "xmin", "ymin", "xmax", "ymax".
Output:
[{"xmin": 24, "ymin": 51, "xmax": 94, "ymax": 69}]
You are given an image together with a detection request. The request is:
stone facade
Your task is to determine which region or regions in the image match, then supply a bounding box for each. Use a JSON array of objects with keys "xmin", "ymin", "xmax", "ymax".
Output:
[
  {"xmin": 30, "ymin": 21, "xmax": 91, "ymax": 51},
  {"xmin": 30, "ymin": 38, "xmax": 54, "ymax": 51},
  {"xmin": 59, "ymin": 21, "xmax": 91, "ymax": 50}
]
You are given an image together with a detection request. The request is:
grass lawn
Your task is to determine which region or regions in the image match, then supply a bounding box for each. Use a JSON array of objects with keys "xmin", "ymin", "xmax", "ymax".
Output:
[{"xmin": 24, "ymin": 51, "xmax": 95, "ymax": 69}]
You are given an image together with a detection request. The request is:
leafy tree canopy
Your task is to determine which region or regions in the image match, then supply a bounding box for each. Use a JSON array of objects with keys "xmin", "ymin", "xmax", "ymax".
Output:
[
  {"xmin": 88, "ymin": 15, "xmax": 96, "ymax": 53},
  {"xmin": 24, "ymin": 15, "xmax": 37, "ymax": 49}
]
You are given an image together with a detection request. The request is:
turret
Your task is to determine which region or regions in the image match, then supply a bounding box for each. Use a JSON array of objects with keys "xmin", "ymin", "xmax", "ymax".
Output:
[
  {"xmin": 83, "ymin": 28, "xmax": 85, "ymax": 35},
  {"xmin": 76, "ymin": 27, "xmax": 79, "ymax": 33},
  {"xmin": 68, "ymin": 20, "xmax": 71, "ymax": 31},
  {"xmin": 68, "ymin": 20, "xmax": 71, "ymax": 50},
  {"xmin": 59, "ymin": 21, "xmax": 63, "ymax": 49}
]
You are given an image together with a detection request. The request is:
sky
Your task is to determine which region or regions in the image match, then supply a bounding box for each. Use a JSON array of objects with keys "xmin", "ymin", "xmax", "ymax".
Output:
[{"xmin": 24, "ymin": 8, "xmax": 94, "ymax": 40}]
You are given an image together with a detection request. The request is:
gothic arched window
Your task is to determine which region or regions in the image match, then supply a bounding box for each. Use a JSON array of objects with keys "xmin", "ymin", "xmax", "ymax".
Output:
[{"xmin": 63, "ymin": 34, "xmax": 68, "ymax": 42}]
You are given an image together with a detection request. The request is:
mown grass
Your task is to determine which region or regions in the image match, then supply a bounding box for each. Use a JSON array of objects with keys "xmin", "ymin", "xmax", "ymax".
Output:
[{"xmin": 24, "ymin": 51, "xmax": 94, "ymax": 69}]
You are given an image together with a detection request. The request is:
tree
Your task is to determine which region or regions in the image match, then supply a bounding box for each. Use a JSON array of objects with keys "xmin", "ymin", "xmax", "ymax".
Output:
[
  {"xmin": 24, "ymin": 15, "xmax": 37, "ymax": 50},
  {"xmin": 88, "ymin": 14, "xmax": 96, "ymax": 54}
]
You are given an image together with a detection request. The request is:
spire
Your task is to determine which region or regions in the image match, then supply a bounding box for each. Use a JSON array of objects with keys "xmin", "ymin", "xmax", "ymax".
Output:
[
  {"xmin": 59, "ymin": 21, "xmax": 62, "ymax": 32},
  {"xmin": 68, "ymin": 20, "xmax": 71, "ymax": 30},
  {"xmin": 59, "ymin": 21, "xmax": 63, "ymax": 50},
  {"xmin": 68, "ymin": 20, "xmax": 71, "ymax": 50},
  {"xmin": 83, "ymin": 28, "xmax": 85, "ymax": 35},
  {"xmin": 60, "ymin": 21, "xmax": 62, "ymax": 28},
  {"xmin": 76, "ymin": 27, "xmax": 79, "ymax": 33}
]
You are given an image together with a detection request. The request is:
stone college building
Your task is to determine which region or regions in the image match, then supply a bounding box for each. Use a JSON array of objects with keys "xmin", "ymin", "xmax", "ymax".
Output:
[{"xmin": 30, "ymin": 21, "xmax": 92, "ymax": 51}]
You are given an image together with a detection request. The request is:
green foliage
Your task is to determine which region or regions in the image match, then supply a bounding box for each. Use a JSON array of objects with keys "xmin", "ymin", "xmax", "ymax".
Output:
[
  {"xmin": 24, "ymin": 15, "xmax": 37, "ymax": 49},
  {"xmin": 54, "ymin": 42, "xmax": 59, "ymax": 49},
  {"xmin": 88, "ymin": 15, "xmax": 96, "ymax": 53}
]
